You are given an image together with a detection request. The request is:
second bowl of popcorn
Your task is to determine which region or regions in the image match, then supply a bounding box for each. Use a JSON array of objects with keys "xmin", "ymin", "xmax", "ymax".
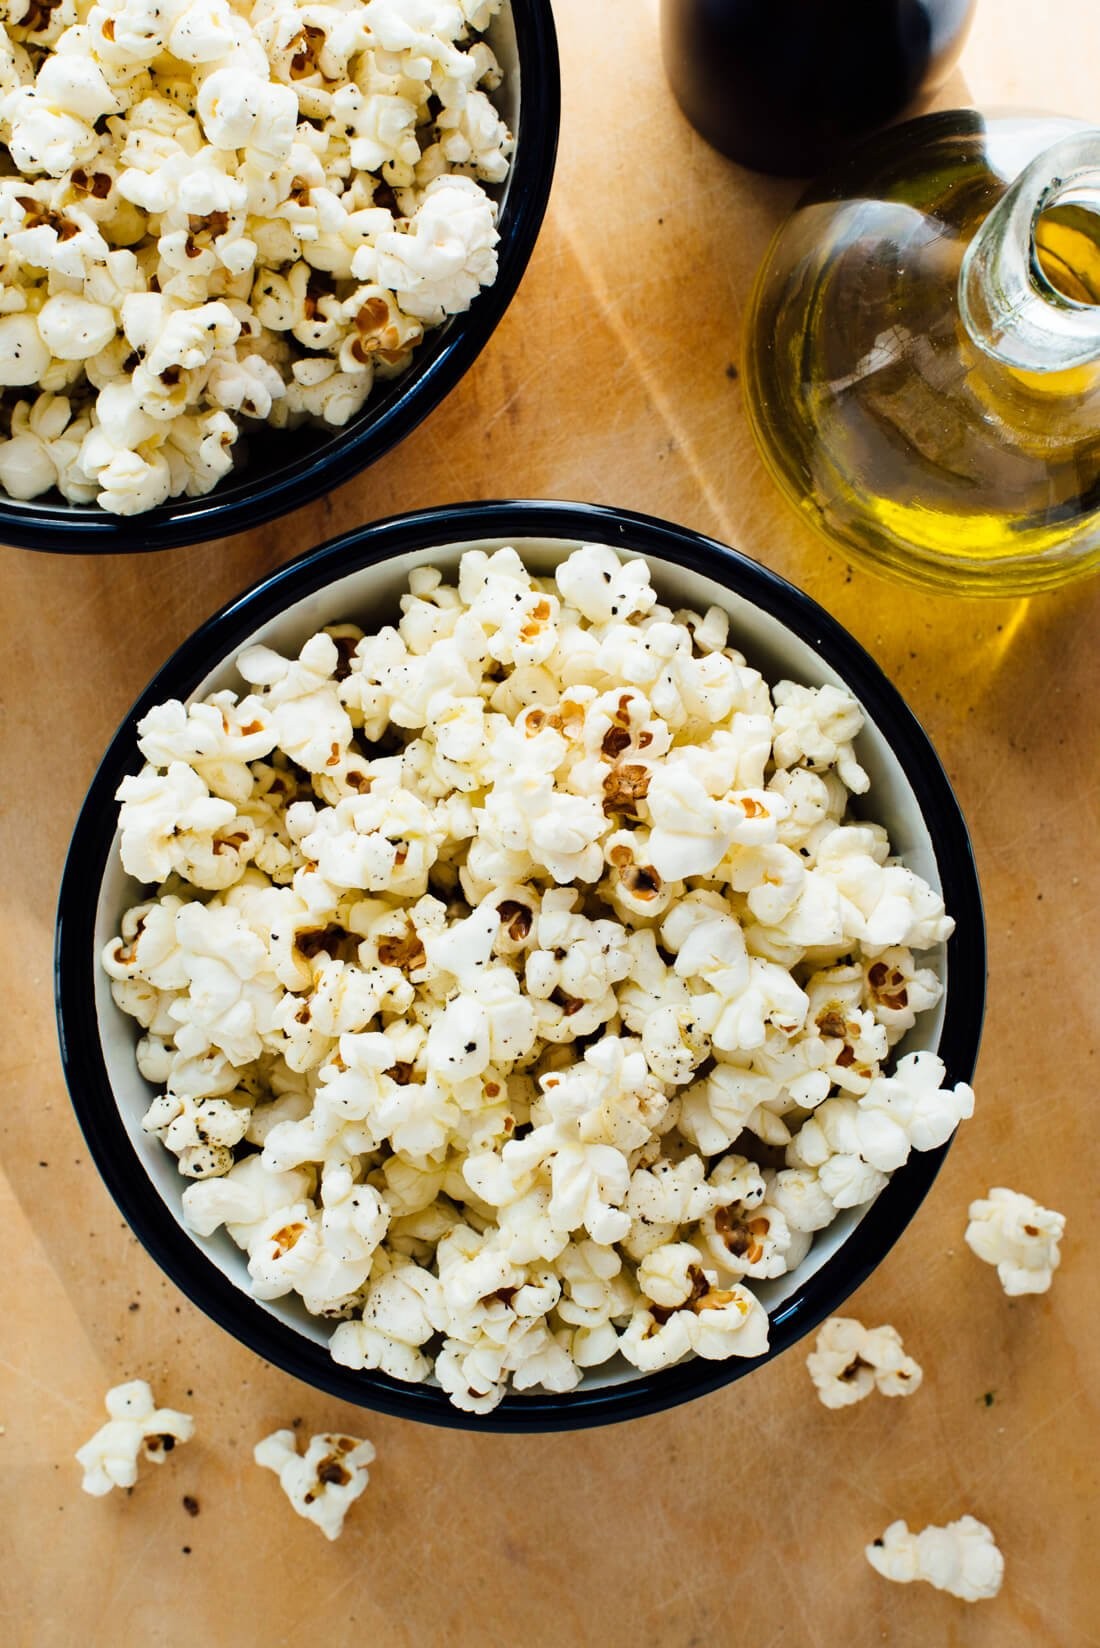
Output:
[
  {"xmin": 0, "ymin": 1, "xmax": 558, "ymax": 551},
  {"xmin": 56, "ymin": 500, "xmax": 985, "ymax": 1430}
]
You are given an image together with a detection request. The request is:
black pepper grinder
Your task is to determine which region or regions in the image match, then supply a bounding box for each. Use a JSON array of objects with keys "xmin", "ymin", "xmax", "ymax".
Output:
[{"xmin": 660, "ymin": 0, "xmax": 977, "ymax": 176}]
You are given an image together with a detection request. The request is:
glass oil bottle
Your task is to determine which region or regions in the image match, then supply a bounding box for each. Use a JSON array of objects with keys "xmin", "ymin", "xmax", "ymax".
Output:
[{"xmin": 744, "ymin": 111, "xmax": 1100, "ymax": 593}]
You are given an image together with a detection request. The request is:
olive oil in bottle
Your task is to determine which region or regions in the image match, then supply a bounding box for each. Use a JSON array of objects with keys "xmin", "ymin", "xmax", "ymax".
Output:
[{"xmin": 743, "ymin": 110, "xmax": 1100, "ymax": 593}]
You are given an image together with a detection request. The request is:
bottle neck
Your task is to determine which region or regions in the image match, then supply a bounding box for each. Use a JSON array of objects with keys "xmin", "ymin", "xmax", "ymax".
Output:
[{"xmin": 960, "ymin": 131, "xmax": 1100, "ymax": 377}]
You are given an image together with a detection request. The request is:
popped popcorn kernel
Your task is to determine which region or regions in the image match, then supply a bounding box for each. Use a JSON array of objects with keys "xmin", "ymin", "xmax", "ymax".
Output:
[
  {"xmin": 254, "ymin": 1428, "xmax": 375, "ymax": 1540},
  {"xmin": 965, "ymin": 1186, "xmax": 1065, "ymax": 1296},
  {"xmin": 807, "ymin": 1316, "xmax": 923, "ymax": 1408},
  {"xmin": 866, "ymin": 1516, "xmax": 1004, "ymax": 1602},
  {"xmin": 76, "ymin": 1380, "xmax": 194, "ymax": 1497}
]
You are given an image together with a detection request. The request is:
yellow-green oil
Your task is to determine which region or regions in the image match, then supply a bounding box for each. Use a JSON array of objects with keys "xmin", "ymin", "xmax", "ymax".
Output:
[
  {"xmin": 744, "ymin": 112, "xmax": 1100, "ymax": 593},
  {"xmin": 1034, "ymin": 203, "xmax": 1100, "ymax": 305}
]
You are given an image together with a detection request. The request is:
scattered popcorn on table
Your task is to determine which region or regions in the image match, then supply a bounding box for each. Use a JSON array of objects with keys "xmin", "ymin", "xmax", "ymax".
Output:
[
  {"xmin": 76, "ymin": 1380, "xmax": 194, "ymax": 1497},
  {"xmin": 104, "ymin": 545, "xmax": 970, "ymax": 1413},
  {"xmin": 0, "ymin": 0, "xmax": 512, "ymax": 515},
  {"xmin": 253, "ymin": 1428, "xmax": 374, "ymax": 1540},
  {"xmin": 866, "ymin": 1516, "xmax": 1004, "ymax": 1602},
  {"xmin": 806, "ymin": 1316, "xmax": 923, "ymax": 1408},
  {"xmin": 965, "ymin": 1187, "xmax": 1065, "ymax": 1296}
]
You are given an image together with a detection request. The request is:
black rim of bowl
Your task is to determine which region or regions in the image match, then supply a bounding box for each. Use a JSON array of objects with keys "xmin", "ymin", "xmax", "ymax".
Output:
[
  {"xmin": 4, "ymin": 2, "xmax": 560, "ymax": 555},
  {"xmin": 55, "ymin": 500, "xmax": 986, "ymax": 1431}
]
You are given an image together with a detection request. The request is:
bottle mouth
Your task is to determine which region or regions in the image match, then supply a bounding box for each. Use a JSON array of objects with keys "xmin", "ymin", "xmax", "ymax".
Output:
[
  {"xmin": 1032, "ymin": 190, "xmax": 1100, "ymax": 308},
  {"xmin": 960, "ymin": 133, "xmax": 1100, "ymax": 373}
]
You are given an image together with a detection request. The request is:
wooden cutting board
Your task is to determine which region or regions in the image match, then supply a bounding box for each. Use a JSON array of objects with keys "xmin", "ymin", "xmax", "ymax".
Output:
[{"xmin": 3, "ymin": 3, "xmax": 1098, "ymax": 1643}]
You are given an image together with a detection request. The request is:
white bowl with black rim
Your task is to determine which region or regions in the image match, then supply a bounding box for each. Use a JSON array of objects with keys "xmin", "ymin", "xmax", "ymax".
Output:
[{"xmin": 55, "ymin": 499, "xmax": 985, "ymax": 1430}]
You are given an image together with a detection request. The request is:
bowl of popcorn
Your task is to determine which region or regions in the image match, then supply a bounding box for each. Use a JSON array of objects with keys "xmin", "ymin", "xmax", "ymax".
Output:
[
  {"xmin": 0, "ymin": 1, "xmax": 557, "ymax": 550},
  {"xmin": 56, "ymin": 499, "xmax": 985, "ymax": 1428}
]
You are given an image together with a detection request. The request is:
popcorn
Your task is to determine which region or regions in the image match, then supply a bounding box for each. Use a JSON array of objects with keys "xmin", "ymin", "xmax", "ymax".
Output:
[
  {"xmin": 863, "ymin": 946, "xmax": 943, "ymax": 1041},
  {"xmin": 542, "ymin": 1035, "xmax": 670, "ymax": 1153},
  {"xmin": 166, "ymin": 898, "xmax": 283, "ymax": 1065},
  {"xmin": 36, "ymin": 294, "xmax": 117, "ymax": 360},
  {"xmin": 205, "ymin": 351, "xmax": 285, "ymax": 419},
  {"xmin": 765, "ymin": 1166, "xmax": 836, "ymax": 1233},
  {"xmin": 76, "ymin": 1380, "xmax": 194, "ymax": 1496},
  {"xmin": 806, "ymin": 1317, "xmax": 923, "ymax": 1408},
  {"xmin": 471, "ymin": 1075, "xmax": 638, "ymax": 1243},
  {"xmin": 679, "ymin": 1061, "xmax": 785, "ymax": 1156},
  {"xmin": 141, "ymin": 1086, "xmax": 251, "ymax": 1177},
  {"xmin": 169, "ymin": 0, "xmax": 239, "ymax": 64},
  {"xmin": 813, "ymin": 826, "xmax": 955, "ymax": 951},
  {"xmin": 554, "ymin": 1239, "xmax": 634, "ymax": 1334},
  {"xmin": 107, "ymin": 545, "xmax": 963, "ymax": 1413},
  {"xmin": 330, "ymin": 1257, "xmax": 444, "ymax": 1381},
  {"xmin": 356, "ymin": 173, "xmax": 498, "ymax": 325},
  {"xmin": 965, "ymin": 1187, "xmax": 1065, "ymax": 1295},
  {"xmin": 859, "ymin": 1052, "xmax": 974, "ymax": 1155},
  {"xmin": 620, "ymin": 1265, "xmax": 769, "ymax": 1372},
  {"xmin": 33, "ymin": 52, "xmax": 121, "ymax": 123},
  {"xmin": 4, "ymin": 87, "xmax": 100, "ymax": 175},
  {"xmin": 245, "ymin": 1173, "xmax": 387, "ymax": 1315},
  {"xmin": 787, "ymin": 1053, "xmax": 974, "ymax": 1205},
  {"xmin": 804, "ymin": 964, "xmax": 888, "ymax": 1094},
  {"xmin": 116, "ymin": 762, "xmax": 239, "ymax": 887},
  {"xmin": 524, "ymin": 890, "xmax": 631, "ymax": 1041},
  {"xmin": 196, "ymin": 69, "xmax": 297, "ymax": 158},
  {"xmin": 144, "ymin": 302, "xmax": 241, "ymax": 377},
  {"xmin": 253, "ymin": 1429, "xmax": 375, "ymax": 1541},
  {"xmin": 0, "ymin": 312, "xmax": 50, "ymax": 386},
  {"xmin": 646, "ymin": 770, "xmax": 769, "ymax": 881},
  {"xmin": 602, "ymin": 828, "xmax": 678, "ymax": 920},
  {"xmin": 477, "ymin": 758, "xmax": 606, "ymax": 885},
  {"xmin": 0, "ymin": 392, "xmax": 91, "ymax": 499},
  {"xmin": 637, "ymin": 1240, "xmax": 709, "ymax": 1308},
  {"xmin": 239, "ymin": 634, "xmax": 353, "ymax": 767},
  {"xmin": 181, "ymin": 1153, "xmax": 313, "ymax": 1243},
  {"xmin": 435, "ymin": 1315, "xmax": 583, "ymax": 1412},
  {"xmin": 78, "ymin": 434, "xmax": 173, "ymax": 515},
  {"xmin": 136, "ymin": 692, "xmax": 276, "ymax": 803},
  {"xmin": 697, "ymin": 1165, "xmax": 811, "ymax": 1280},
  {"xmin": 675, "ymin": 928, "xmax": 808, "ymax": 1054},
  {"xmin": 555, "ymin": 544, "xmax": 657, "ymax": 625},
  {"xmin": 361, "ymin": 0, "xmax": 473, "ymax": 83},
  {"xmin": 0, "ymin": 3, "xmax": 510, "ymax": 513},
  {"xmin": 866, "ymin": 1516, "xmax": 1004, "ymax": 1602},
  {"xmin": 435, "ymin": 87, "xmax": 513, "ymax": 182},
  {"xmin": 772, "ymin": 681, "xmax": 869, "ymax": 794}
]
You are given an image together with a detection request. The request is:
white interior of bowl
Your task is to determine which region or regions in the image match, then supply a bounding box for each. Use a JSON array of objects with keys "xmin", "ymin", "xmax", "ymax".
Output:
[
  {"xmin": 492, "ymin": 4, "xmax": 519, "ymax": 130},
  {"xmin": 91, "ymin": 537, "xmax": 948, "ymax": 1390}
]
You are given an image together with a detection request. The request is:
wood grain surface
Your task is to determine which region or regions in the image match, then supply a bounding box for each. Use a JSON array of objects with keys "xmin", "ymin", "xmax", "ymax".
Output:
[{"xmin": 3, "ymin": 3, "xmax": 1099, "ymax": 1644}]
